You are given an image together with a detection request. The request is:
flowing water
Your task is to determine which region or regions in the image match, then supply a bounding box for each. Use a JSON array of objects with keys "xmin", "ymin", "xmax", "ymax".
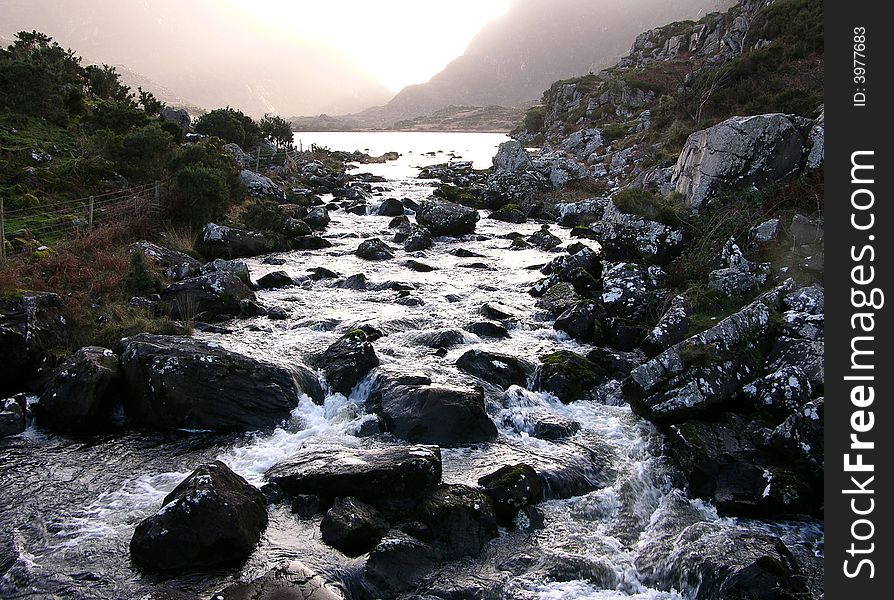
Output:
[{"xmin": 0, "ymin": 132, "xmax": 822, "ymax": 600}]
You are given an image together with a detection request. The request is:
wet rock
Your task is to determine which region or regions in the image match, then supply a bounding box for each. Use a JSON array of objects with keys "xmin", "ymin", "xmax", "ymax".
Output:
[
  {"xmin": 337, "ymin": 274, "xmax": 369, "ymax": 290},
  {"xmin": 479, "ymin": 301, "xmax": 518, "ymax": 321},
  {"xmin": 240, "ymin": 170, "xmax": 285, "ymax": 202},
  {"xmin": 346, "ymin": 203, "xmax": 368, "ymax": 216},
  {"xmin": 120, "ymin": 334, "xmax": 311, "ymax": 430},
  {"xmin": 477, "ymin": 464, "xmax": 543, "ymax": 526},
  {"xmin": 355, "ymin": 238, "xmax": 394, "ymax": 261},
  {"xmin": 34, "ymin": 346, "xmax": 120, "ymax": 432},
  {"xmin": 130, "ymin": 461, "xmax": 267, "ymax": 571},
  {"xmin": 304, "ymin": 207, "xmax": 331, "ymax": 230},
  {"xmin": 405, "ymin": 259, "xmax": 436, "ymax": 272},
  {"xmin": 525, "ymin": 410, "xmax": 581, "ymax": 440},
  {"xmin": 378, "ymin": 383, "xmax": 497, "ymax": 446},
  {"xmin": 451, "ymin": 248, "xmax": 484, "ymax": 258},
  {"xmin": 456, "ymin": 349, "xmax": 535, "ymax": 390},
  {"xmin": 489, "ymin": 205, "xmax": 527, "ymax": 223},
  {"xmin": 268, "ymin": 307, "xmax": 289, "ymax": 320},
  {"xmin": 200, "ymin": 258, "xmax": 252, "ymax": 287},
  {"xmin": 265, "ymin": 445, "xmax": 442, "ymax": 504},
  {"xmin": 161, "ymin": 272, "xmax": 256, "ymax": 320},
  {"xmin": 601, "ymin": 262, "xmax": 664, "ymax": 321},
  {"xmin": 543, "ymin": 244, "xmax": 602, "ymax": 281},
  {"xmin": 767, "ymin": 397, "xmax": 824, "ymax": 475},
  {"xmin": 129, "ymin": 241, "xmax": 201, "ymax": 281},
  {"xmin": 403, "ymin": 227, "xmax": 433, "ymax": 251},
  {"xmin": 365, "ymin": 532, "xmax": 437, "ymax": 595},
  {"xmin": 536, "ymin": 282, "xmax": 581, "ymax": 317},
  {"xmin": 309, "ymin": 267, "xmax": 339, "ymax": 280},
  {"xmin": 214, "ymin": 560, "xmax": 344, "ymax": 600},
  {"xmin": 388, "ymin": 215, "xmax": 410, "ymax": 228},
  {"xmin": 536, "ymin": 351, "xmax": 606, "ymax": 403},
  {"xmin": 554, "ymin": 300, "xmax": 604, "ymax": 341},
  {"xmin": 416, "ymin": 200, "xmax": 479, "ymax": 237},
  {"xmin": 0, "ymin": 292, "xmax": 69, "ymax": 396},
  {"xmin": 282, "ymin": 217, "xmax": 313, "ymax": 238},
  {"xmin": 320, "ymin": 497, "xmax": 390, "ymax": 557},
  {"xmin": 256, "ymin": 270, "xmax": 294, "ymax": 289},
  {"xmin": 290, "ymin": 494, "xmax": 322, "ymax": 518},
  {"xmin": 319, "ymin": 329, "xmax": 379, "ymax": 395},
  {"xmin": 197, "ymin": 223, "xmax": 274, "ymax": 259},
  {"xmin": 419, "ymin": 484, "xmax": 498, "ymax": 559},
  {"xmin": 527, "ymin": 225, "xmax": 562, "ymax": 250},
  {"xmin": 673, "ymin": 114, "xmax": 811, "ymax": 210},
  {"xmin": 667, "ymin": 416, "xmax": 819, "ymax": 515},
  {"xmin": 290, "ymin": 235, "xmax": 333, "ymax": 250},
  {"xmin": 0, "ymin": 394, "xmax": 27, "ymax": 437},
  {"xmin": 641, "ymin": 294, "xmax": 690, "ymax": 356},
  {"xmin": 463, "ymin": 321, "xmax": 510, "ymax": 339},
  {"xmin": 586, "ymin": 347, "xmax": 646, "ymax": 378},
  {"xmin": 412, "ymin": 328, "xmax": 467, "ymax": 349}
]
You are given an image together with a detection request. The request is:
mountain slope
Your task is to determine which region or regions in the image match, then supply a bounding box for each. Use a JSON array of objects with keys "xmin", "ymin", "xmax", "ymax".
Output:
[{"xmin": 0, "ymin": 0, "xmax": 393, "ymax": 118}]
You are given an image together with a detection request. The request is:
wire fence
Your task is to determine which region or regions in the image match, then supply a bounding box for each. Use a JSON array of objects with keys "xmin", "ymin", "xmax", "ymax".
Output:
[{"xmin": 1, "ymin": 179, "xmax": 166, "ymax": 260}]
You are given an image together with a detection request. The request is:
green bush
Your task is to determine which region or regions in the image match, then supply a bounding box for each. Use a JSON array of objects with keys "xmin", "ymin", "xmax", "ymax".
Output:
[
  {"xmin": 259, "ymin": 114, "xmax": 293, "ymax": 148},
  {"xmin": 612, "ymin": 188, "xmax": 686, "ymax": 226},
  {"xmin": 522, "ymin": 105, "xmax": 545, "ymax": 134},
  {"xmin": 194, "ymin": 107, "xmax": 260, "ymax": 148},
  {"xmin": 171, "ymin": 164, "xmax": 232, "ymax": 226},
  {"xmin": 125, "ymin": 250, "xmax": 158, "ymax": 295},
  {"xmin": 242, "ymin": 198, "xmax": 286, "ymax": 232},
  {"xmin": 118, "ymin": 124, "xmax": 174, "ymax": 181},
  {"xmin": 82, "ymin": 99, "xmax": 149, "ymax": 134}
]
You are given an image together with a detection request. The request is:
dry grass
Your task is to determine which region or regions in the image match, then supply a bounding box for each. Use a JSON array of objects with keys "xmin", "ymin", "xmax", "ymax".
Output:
[{"xmin": 160, "ymin": 224, "xmax": 198, "ymax": 256}]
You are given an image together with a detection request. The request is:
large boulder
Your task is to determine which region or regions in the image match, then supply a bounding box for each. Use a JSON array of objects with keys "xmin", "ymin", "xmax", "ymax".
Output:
[
  {"xmin": 365, "ymin": 532, "xmax": 437, "ymax": 596},
  {"xmin": 416, "ymin": 201, "xmax": 479, "ymax": 237},
  {"xmin": 492, "ymin": 140, "xmax": 533, "ymax": 173},
  {"xmin": 214, "ymin": 561, "xmax": 344, "ymax": 600},
  {"xmin": 377, "ymin": 383, "xmax": 498, "ymax": 446},
  {"xmin": 0, "ymin": 292, "xmax": 69, "ymax": 395},
  {"xmin": 200, "ymin": 258, "xmax": 252, "ymax": 287},
  {"xmin": 419, "ymin": 484, "xmax": 498, "ymax": 559},
  {"xmin": 641, "ymin": 294, "xmax": 690, "ymax": 356},
  {"xmin": 197, "ymin": 223, "xmax": 274, "ymax": 259},
  {"xmin": 240, "ymin": 170, "xmax": 285, "ymax": 202},
  {"xmin": 120, "ymin": 334, "xmax": 313, "ymax": 431},
  {"xmin": 129, "ymin": 241, "xmax": 201, "ymax": 281},
  {"xmin": 601, "ymin": 262, "xmax": 664, "ymax": 322},
  {"xmin": 672, "ymin": 114, "xmax": 812, "ymax": 210},
  {"xmin": 161, "ymin": 272, "xmax": 256, "ymax": 320},
  {"xmin": 265, "ymin": 445, "xmax": 442, "ymax": 505},
  {"xmin": 355, "ymin": 238, "xmax": 395, "ymax": 261},
  {"xmin": 160, "ymin": 107, "xmax": 190, "ymax": 132},
  {"xmin": 0, "ymin": 394, "xmax": 27, "ymax": 437},
  {"xmin": 586, "ymin": 201, "xmax": 683, "ymax": 265},
  {"xmin": 130, "ymin": 461, "xmax": 267, "ymax": 571},
  {"xmin": 477, "ymin": 464, "xmax": 543, "ymax": 526},
  {"xmin": 536, "ymin": 351, "xmax": 606, "ymax": 403},
  {"xmin": 456, "ymin": 349, "xmax": 534, "ymax": 390},
  {"xmin": 320, "ymin": 497, "xmax": 390, "ymax": 557},
  {"xmin": 34, "ymin": 346, "xmax": 120, "ymax": 432},
  {"xmin": 319, "ymin": 330, "xmax": 379, "ymax": 395}
]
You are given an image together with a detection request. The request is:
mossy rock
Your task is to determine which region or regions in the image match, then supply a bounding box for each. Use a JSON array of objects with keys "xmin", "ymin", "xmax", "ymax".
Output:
[{"xmin": 537, "ymin": 350, "xmax": 606, "ymax": 403}]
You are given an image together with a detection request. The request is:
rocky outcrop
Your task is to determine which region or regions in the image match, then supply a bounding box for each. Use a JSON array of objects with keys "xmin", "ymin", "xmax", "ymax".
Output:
[
  {"xmin": 240, "ymin": 170, "xmax": 286, "ymax": 202},
  {"xmin": 160, "ymin": 107, "xmax": 190, "ymax": 132},
  {"xmin": 34, "ymin": 346, "xmax": 121, "ymax": 432},
  {"xmin": 120, "ymin": 334, "xmax": 312, "ymax": 431},
  {"xmin": 416, "ymin": 200, "xmax": 479, "ymax": 237},
  {"xmin": 130, "ymin": 461, "xmax": 267, "ymax": 571},
  {"xmin": 129, "ymin": 241, "xmax": 201, "ymax": 281},
  {"xmin": 265, "ymin": 445, "xmax": 442, "ymax": 505},
  {"xmin": 161, "ymin": 272, "xmax": 257, "ymax": 320},
  {"xmin": 0, "ymin": 292, "xmax": 69, "ymax": 395},
  {"xmin": 197, "ymin": 223, "xmax": 275, "ymax": 259},
  {"xmin": 672, "ymin": 113, "xmax": 816, "ymax": 210}
]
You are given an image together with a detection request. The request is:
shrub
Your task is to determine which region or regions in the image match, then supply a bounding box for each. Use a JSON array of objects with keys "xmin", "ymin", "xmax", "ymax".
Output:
[
  {"xmin": 194, "ymin": 107, "xmax": 260, "ymax": 148},
  {"xmin": 125, "ymin": 250, "xmax": 157, "ymax": 295},
  {"xmin": 82, "ymin": 99, "xmax": 149, "ymax": 133},
  {"xmin": 118, "ymin": 124, "xmax": 174, "ymax": 181},
  {"xmin": 171, "ymin": 164, "xmax": 231, "ymax": 226},
  {"xmin": 522, "ymin": 105, "xmax": 545, "ymax": 134},
  {"xmin": 612, "ymin": 188, "xmax": 686, "ymax": 226},
  {"xmin": 242, "ymin": 198, "xmax": 286, "ymax": 232},
  {"xmin": 259, "ymin": 114, "xmax": 293, "ymax": 148}
]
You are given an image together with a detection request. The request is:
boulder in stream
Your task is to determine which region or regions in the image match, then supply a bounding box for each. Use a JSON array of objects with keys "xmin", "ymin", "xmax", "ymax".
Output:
[
  {"xmin": 319, "ymin": 329, "xmax": 380, "ymax": 395},
  {"xmin": 416, "ymin": 200, "xmax": 479, "ymax": 237}
]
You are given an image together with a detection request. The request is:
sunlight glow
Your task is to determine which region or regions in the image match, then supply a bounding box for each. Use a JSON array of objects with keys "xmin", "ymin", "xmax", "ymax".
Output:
[{"xmin": 223, "ymin": 0, "xmax": 511, "ymax": 92}]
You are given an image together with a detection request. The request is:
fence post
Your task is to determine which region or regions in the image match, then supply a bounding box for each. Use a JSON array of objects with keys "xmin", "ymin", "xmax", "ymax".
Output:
[
  {"xmin": 88, "ymin": 195, "xmax": 94, "ymax": 227},
  {"xmin": 0, "ymin": 196, "xmax": 6, "ymax": 261}
]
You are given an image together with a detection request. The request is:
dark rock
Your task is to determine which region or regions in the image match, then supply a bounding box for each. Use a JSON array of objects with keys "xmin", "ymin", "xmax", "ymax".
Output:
[
  {"xmin": 377, "ymin": 198, "xmax": 405, "ymax": 216},
  {"xmin": 378, "ymin": 383, "xmax": 497, "ymax": 446},
  {"xmin": 365, "ymin": 532, "xmax": 437, "ymax": 595},
  {"xmin": 489, "ymin": 205, "xmax": 526, "ymax": 223},
  {"xmin": 34, "ymin": 346, "xmax": 120, "ymax": 432},
  {"xmin": 452, "ymin": 248, "xmax": 484, "ymax": 258},
  {"xmin": 290, "ymin": 235, "xmax": 333, "ymax": 250},
  {"xmin": 748, "ymin": 218, "xmax": 781, "ymax": 249},
  {"xmin": 743, "ymin": 366, "xmax": 812, "ymax": 418},
  {"xmin": 790, "ymin": 213, "xmax": 823, "ymax": 246},
  {"xmin": 282, "ymin": 218, "xmax": 313, "ymax": 237},
  {"xmin": 320, "ymin": 497, "xmax": 390, "ymax": 557},
  {"xmin": 200, "ymin": 258, "xmax": 252, "ymax": 287},
  {"xmin": 161, "ymin": 272, "xmax": 256, "ymax": 320},
  {"xmin": 477, "ymin": 464, "xmax": 543, "ymax": 526},
  {"xmin": 601, "ymin": 262, "xmax": 664, "ymax": 321},
  {"xmin": 309, "ymin": 267, "xmax": 339, "ymax": 280},
  {"xmin": 257, "ymin": 271, "xmax": 294, "ymax": 289},
  {"xmin": 456, "ymin": 349, "xmax": 534, "ymax": 390},
  {"xmin": 356, "ymin": 238, "xmax": 395, "ymax": 261},
  {"xmin": 419, "ymin": 484, "xmax": 498, "ymax": 559},
  {"xmin": 129, "ymin": 241, "xmax": 201, "ymax": 281},
  {"xmin": 585, "ymin": 347, "xmax": 645, "ymax": 378},
  {"xmin": 416, "ymin": 200, "xmax": 479, "ymax": 236},
  {"xmin": 304, "ymin": 207, "xmax": 331, "ymax": 230},
  {"xmin": 768, "ymin": 337, "xmax": 824, "ymax": 392},
  {"xmin": 405, "ymin": 259, "xmax": 436, "ymax": 272},
  {"xmin": 265, "ymin": 445, "xmax": 442, "ymax": 504},
  {"xmin": 784, "ymin": 285, "xmax": 824, "ymax": 315},
  {"xmin": 267, "ymin": 307, "xmax": 290, "ymax": 320},
  {"xmin": 403, "ymin": 227, "xmax": 433, "ymax": 252},
  {"xmin": 388, "ymin": 215, "xmax": 410, "ymax": 228},
  {"xmin": 0, "ymin": 394, "xmax": 27, "ymax": 437},
  {"xmin": 213, "ymin": 560, "xmax": 343, "ymax": 600},
  {"xmin": 536, "ymin": 351, "xmax": 605, "ymax": 403},
  {"xmin": 197, "ymin": 223, "xmax": 274, "ymax": 259},
  {"xmin": 290, "ymin": 495, "xmax": 322, "ymax": 518},
  {"xmin": 479, "ymin": 301, "xmax": 518, "ymax": 321},
  {"xmin": 412, "ymin": 328, "xmax": 467, "ymax": 349},
  {"xmin": 463, "ymin": 321, "xmax": 510, "ymax": 339},
  {"xmin": 554, "ymin": 301, "xmax": 604, "ymax": 341},
  {"xmin": 528, "ymin": 225, "xmax": 562, "ymax": 250},
  {"xmin": 525, "ymin": 410, "xmax": 581, "ymax": 440},
  {"xmin": 641, "ymin": 294, "xmax": 690, "ymax": 356},
  {"xmin": 346, "ymin": 203, "xmax": 368, "ymax": 216},
  {"xmin": 535, "ymin": 282, "xmax": 581, "ymax": 317},
  {"xmin": 319, "ymin": 329, "xmax": 379, "ymax": 395},
  {"xmin": 130, "ymin": 461, "xmax": 267, "ymax": 571},
  {"xmin": 120, "ymin": 334, "xmax": 313, "ymax": 430},
  {"xmin": 0, "ymin": 292, "xmax": 69, "ymax": 396},
  {"xmin": 337, "ymin": 274, "xmax": 368, "ymax": 290}
]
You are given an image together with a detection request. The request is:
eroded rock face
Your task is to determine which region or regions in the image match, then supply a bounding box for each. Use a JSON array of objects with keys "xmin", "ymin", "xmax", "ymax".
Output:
[
  {"xmin": 672, "ymin": 114, "xmax": 812, "ymax": 210},
  {"xmin": 35, "ymin": 346, "xmax": 120, "ymax": 432},
  {"xmin": 120, "ymin": 334, "xmax": 311, "ymax": 431},
  {"xmin": 130, "ymin": 461, "xmax": 267, "ymax": 571},
  {"xmin": 265, "ymin": 445, "xmax": 442, "ymax": 505},
  {"xmin": 416, "ymin": 200, "xmax": 480, "ymax": 237}
]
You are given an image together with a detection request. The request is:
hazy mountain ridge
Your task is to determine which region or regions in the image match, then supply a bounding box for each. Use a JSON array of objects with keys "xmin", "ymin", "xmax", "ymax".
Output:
[{"xmin": 0, "ymin": 0, "xmax": 393, "ymax": 118}]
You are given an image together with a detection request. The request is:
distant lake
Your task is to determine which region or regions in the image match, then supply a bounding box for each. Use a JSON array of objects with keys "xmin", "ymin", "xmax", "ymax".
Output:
[{"xmin": 291, "ymin": 131, "xmax": 509, "ymax": 177}]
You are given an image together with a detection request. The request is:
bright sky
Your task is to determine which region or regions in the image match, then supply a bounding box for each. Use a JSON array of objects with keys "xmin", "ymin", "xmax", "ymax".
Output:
[{"xmin": 224, "ymin": 0, "xmax": 511, "ymax": 92}]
